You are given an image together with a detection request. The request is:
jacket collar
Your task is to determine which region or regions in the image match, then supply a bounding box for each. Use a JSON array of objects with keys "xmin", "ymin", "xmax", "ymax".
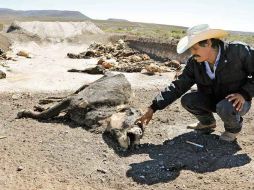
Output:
[{"xmin": 215, "ymin": 40, "xmax": 229, "ymax": 73}]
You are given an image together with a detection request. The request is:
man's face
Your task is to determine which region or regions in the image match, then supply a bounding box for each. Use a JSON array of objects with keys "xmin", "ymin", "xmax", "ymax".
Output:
[{"xmin": 189, "ymin": 40, "xmax": 212, "ymax": 63}]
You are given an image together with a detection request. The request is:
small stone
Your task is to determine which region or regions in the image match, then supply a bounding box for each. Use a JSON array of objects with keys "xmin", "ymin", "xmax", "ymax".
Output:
[
  {"xmin": 17, "ymin": 166, "xmax": 23, "ymax": 171},
  {"xmin": 97, "ymin": 169, "xmax": 107, "ymax": 174},
  {"xmin": 197, "ymin": 176, "xmax": 203, "ymax": 179},
  {"xmin": 12, "ymin": 94, "xmax": 20, "ymax": 100}
]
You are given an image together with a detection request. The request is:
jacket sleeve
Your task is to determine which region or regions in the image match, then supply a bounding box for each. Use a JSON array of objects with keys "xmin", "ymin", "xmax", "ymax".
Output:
[
  {"xmin": 150, "ymin": 59, "xmax": 195, "ymax": 112},
  {"xmin": 239, "ymin": 44, "xmax": 254, "ymax": 100}
]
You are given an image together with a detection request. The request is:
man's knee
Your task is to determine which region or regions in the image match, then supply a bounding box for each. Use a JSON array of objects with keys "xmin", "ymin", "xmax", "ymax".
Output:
[
  {"xmin": 181, "ymin": 93, "xmax": 193, "ymax": 109},
  {"xmin": 216, "ymin": 99, "xmax": 235, "ymax": 118}
]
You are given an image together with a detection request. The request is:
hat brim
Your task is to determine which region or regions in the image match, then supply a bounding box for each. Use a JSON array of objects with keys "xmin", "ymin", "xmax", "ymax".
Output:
[{"xmin": 177, "ymin": 29, "xmax": 228, "ymax": 54}]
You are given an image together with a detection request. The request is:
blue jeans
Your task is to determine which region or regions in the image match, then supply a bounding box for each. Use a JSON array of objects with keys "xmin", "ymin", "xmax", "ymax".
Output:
[{"xmin": 181, "ymin": 92, "xmax": 251, "ymax": 133}]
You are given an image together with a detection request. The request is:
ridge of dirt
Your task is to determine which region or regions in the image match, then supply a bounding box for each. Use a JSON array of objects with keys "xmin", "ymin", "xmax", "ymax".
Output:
[{"xmin": 6, "ymin": 21, "xmax": 104, "ymax": 43}]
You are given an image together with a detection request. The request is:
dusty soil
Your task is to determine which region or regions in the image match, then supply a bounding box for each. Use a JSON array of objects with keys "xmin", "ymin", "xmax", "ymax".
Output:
[
  {"xmin": 0, "ymin": 33, "xmax": 11, "ymax": 51},
  {"xmin": 0, "ymin": 89, "xmax": 254, "ymax": 190},
  {"xmin": 0, "ymin": 25, "xmax": 254, "ymax": 189}
]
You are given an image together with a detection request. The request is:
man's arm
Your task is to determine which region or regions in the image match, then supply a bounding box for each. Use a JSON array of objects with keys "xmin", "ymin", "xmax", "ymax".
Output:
[
  {"xmin": 239, "ymin": 44, "xmax": 254, "ymax": 100},
  {"xmin": 150, "ymin": 59, "xmax": 195, "ymax": 112}
]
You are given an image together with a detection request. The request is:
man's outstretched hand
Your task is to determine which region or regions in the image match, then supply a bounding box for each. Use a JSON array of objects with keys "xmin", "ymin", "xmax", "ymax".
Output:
[{"xmin": 135, "ymin": 107, "xmax": 154, "ymax": 125}]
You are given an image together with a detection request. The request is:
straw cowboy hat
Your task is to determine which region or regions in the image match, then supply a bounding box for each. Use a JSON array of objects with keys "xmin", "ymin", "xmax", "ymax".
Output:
[{"xmin": 177, "ymin": 24, "xmax": 228, "ymax": 54}]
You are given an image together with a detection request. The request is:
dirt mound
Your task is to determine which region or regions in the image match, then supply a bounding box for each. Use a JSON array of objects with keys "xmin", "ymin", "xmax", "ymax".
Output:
[{"xmin": 6, "ymin": 21, "xmax": 104, "ymax": 42}]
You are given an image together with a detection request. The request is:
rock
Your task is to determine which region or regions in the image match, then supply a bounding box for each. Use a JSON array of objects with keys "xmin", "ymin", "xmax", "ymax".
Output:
[
  {"xmin": 0, "ymin": 70, "xmax": 6, "ymax": 79},
  {"xmin": 197, "ymin": 176, "xmax": 203, "ymax": 179},
  {"xmin": 130, "ymin": 55, "xmax": 142, "ymax": 62},
  {"xmin": 17, "ymin": 51, "xmax": 31, "ymax": 58},
  {"xmin": 12, "ymin": 94, "xmax": 20, "ymax": 100},
  {"xmin": 106, "ymin": 54, "xmax": 113, "ymax": 59},
  {"xmin": 118, "ymin": 39, "xmax": 125, "ymax": 45},
  {"xmin": 17, "ymin": 166, "xmax": 23, "ymax": 171},
  {"xmin": 116, "ymin": 39, "xmax": 125, "ymax": 49},
  {"xmin": 97, "ymin": 169, "xmax": 107, "ymax": 174}
]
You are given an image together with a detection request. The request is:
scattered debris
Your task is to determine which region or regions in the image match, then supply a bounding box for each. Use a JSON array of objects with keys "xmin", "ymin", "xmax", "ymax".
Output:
[
  {"xmin": 67, "ymin": 39, "xmax": 182, "ymax": 75},
  {"xmin": 0, "ymin": 136, "xmax": 7, "ymax": 139},
  {"xmin": 186, "ymin": 141, "xmax": 204, "ymax": 148}
]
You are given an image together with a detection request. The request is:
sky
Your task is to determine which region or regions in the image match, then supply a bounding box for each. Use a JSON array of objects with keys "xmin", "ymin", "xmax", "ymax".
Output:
[{"xmin": 1, "ymin": 0, "xmax": 254, "ymax": 32}]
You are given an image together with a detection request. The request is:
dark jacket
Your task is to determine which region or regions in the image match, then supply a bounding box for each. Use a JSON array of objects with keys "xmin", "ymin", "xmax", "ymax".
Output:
[{"xmin": 150, "ymin": 41, "xmax": 254, "ymax": 112}]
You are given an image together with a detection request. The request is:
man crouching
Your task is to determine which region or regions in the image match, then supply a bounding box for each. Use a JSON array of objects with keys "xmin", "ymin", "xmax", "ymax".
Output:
[{"xmin": 136, "ymin": 24, "xmax": 253, "ymax": 142}]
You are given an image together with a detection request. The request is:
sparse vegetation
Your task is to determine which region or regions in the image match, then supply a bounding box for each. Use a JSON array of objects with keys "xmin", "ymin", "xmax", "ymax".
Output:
[
  {"xmin": 0, "ymin": 15, "xmax": 253, "ymax": 46},
  {"xmin": 227, "ymin": 34, "xmax": 254, "ymax": 46},
  {"xmin": 93, "ymin": 19, "xmax": 186, "ymax": 40},
  {"xmin": 93, "ymin": 20, "xmax": 254, "ymax": 46}
]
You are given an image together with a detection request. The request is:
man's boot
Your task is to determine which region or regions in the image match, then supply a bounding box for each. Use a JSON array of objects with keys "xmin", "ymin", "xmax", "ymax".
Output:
[
  {"xmin": 219, "ymin": 131, "xmax": 238, "ymax": 142},
  {"xmin": 187, "ymin": 121, "xmax": 216, "ymax": 134}
]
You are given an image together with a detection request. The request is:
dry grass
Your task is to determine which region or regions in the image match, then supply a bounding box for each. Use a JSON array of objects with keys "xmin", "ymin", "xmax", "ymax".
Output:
[{"xmin": 93, "ymin": 20, "xmax": 254, "ymax": 46}]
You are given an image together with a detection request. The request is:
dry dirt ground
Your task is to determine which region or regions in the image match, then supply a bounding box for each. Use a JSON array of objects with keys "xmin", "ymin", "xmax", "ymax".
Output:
[
  {"xmin": 0, "ymin": 89, "xmax": 254, "ymax": 190},
  {"xmin": 0, "ymin": 24, "xmax": 254, "ymax": 189},
  {"xmin": 0, "ymin": 33, "xmax": 11, "ymax": 51}
]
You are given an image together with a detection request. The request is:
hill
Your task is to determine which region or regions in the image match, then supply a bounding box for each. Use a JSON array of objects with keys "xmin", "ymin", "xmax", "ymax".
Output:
[{"xmin": 0, "ymin": 8, "xmax": 89, "ymax": 21}]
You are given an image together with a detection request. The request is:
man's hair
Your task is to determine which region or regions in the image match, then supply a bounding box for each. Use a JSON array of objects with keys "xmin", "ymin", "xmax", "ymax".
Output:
[{"xmin": 198, "ymin": 38, "xmax": 222, "ymax": 48}]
